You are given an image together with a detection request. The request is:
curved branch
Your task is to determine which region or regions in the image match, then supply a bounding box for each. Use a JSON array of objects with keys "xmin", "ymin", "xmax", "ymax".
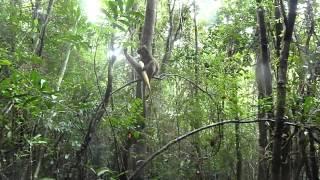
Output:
[
  {"xmin": 111, "ymin": 79, "xmax": 140, "ymax": 95},
  {"xmin": 128, "ymin": 119, "xmax": 305, "ymax": 179},
  {"xmin": 111, "ymin": 73, "xmax": 214, "ymax": 102}
]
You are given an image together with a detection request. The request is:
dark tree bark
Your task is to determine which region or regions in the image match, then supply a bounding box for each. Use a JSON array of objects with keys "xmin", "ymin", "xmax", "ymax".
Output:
[
  {"xmin": 31, "ymin": 0, "xmax": 42, "ymax": 43},
  {"xmin": 73, "ymin": 50, "xmax": 116, "ymax": 178},
  {"xmin": 271, "ymin": 1, "xmax": 298, "ymax": 180},
  {"xmin": 161, "ymin": 0, "xmax": 182, "ymax": 73},
  {"xmin": 127, "ymin": 0, "xmax": 157, "ymax": 179},
  {"xmin": 273, "ymin": 0, "xmax": 283, "ymax": 80},
  {"xmin": 308, "ymin": 131, "xmax": 319, "ymax": 180},
  {"xmin": 235, "ymin": 120, "xmax": 242, "ymax": 180},
  {"xmin": 305, "ymin": 1, "xmax": 319, "ymax": 178},
  {"xmin": 33, "ymin": 0, "xmax": 55, "ymax": 57},
  {"xmin": 193, "ymin": 0, "xmax": 199, "ymax": 90},
  {"xmin": 257, "ymin": 91, "xmax": 268, "ymax": 180},
  {"xmin": 191, "ymin": 1, "xmax": 204, "ymax": 179},
  {"xmin": 281, "ymin": 128, "xmax": 292, "ymax": 180},
  {"xmin": 255, "ymin": 1, "xmax": 273, "ymax": 179},
  {"xmin": 140, "ymin": 0, "xmax": 156, "ymax": 57}
]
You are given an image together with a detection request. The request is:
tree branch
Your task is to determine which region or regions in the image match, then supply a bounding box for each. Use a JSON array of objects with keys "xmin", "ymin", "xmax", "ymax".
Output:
[
  {"xmin": 129, "ymin": 119, "xmax": 308, "ymax": 179},
  {"xmin": 157, "ymin": 73, "xmax": 215, "ymax": 100}
]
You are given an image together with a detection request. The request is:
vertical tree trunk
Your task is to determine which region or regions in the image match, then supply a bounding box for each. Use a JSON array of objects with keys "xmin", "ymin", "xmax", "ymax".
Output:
[
  {"xmin": 56, "ymin": 16, "xmax": 81, "ymax": 91},
  {"xmin": 305, "ymin": 1, "xmax": 318, "ymax": 179},
  {"xmin": 281, "ymin": 126, "xmax": 292, "ymax": 180},
  {"xmin": 161, "ymin": 0, "xmax": 181, "ymax": 73},
  {"xmin": 271, "ymin": 1, "xmax": 298, "ymax": 180},
  {"xmin": 193, "ymin": 0, "xmax": 199, "ymax": 89},
  {"xmin": 31, "ymin": 0, "xmax": 42, "ymax": 44},
  {"xmin": 73, "ymin": 48, "xmax": 115, "ymax": 179},
  {"xmin": 294, "ymin": 131, "xmax": 310, "ymax": 180},
  {"xmin": 302, "ymin": 133, "xmax": 312, "ymax": 180},
  {"xmin": 274, "ymin": 0, "xmax": 283, "ymax": 62},
  {"xmin": 191, "ymin": 1, "xmax": 204, "ymax": 179},
  {"xmin": 235, "ymin": 119, "xmax": 242, "ymax": 180},
  {"xmin": 255, "ymin": 2, "xmax": 273, "ymax": 179},
  {"xmin": 33, "ymin": 0, "xmax": 55, "ymax": 57},
  {"xmin": 257, "ymin": 92, "xmax": 268, "ymax": 180},
  {"xmin": 309, "ymin": 131, "xmax": 319, "ymax": 180},
  {"xmin": 129, "ymin": 1, "xmax": 157, "ymax": 179},
  {"xmin": 161, "ymin": 0, "xmax": 175, "ymax": 73},
  {"xmin": 140, "ymin": 0, "xmax": 156, "ymax": 54}
]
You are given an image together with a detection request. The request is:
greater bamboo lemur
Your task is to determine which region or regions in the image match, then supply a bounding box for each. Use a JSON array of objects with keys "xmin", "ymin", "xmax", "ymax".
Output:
[
  {"xmin": 137, "ymin": 45, "xmax": 159, "ymax": 80},
  {"xmin": 123, "ymin": 46, "xmax": 159, "ymax": 91}
]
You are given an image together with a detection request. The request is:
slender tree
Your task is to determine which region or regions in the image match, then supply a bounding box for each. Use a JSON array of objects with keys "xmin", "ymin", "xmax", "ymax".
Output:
[
  {"xmin": 33, "ymin": 0, "xmax": 55, "ymax": 56},
  {"xmin": 56, "ymin": 16, "xmax": 81, "ymax": 91},
  {"xmin": 255, "ymin": 1, "xmax": 273, "ymax": 179},
  {"xmin": 272, "ymin": 0, "xmax": 298, "ymax": 180},
  {"xmin": 191, "ymin": 1, "xmax": 204, "ymax": 178},
  {"xmin": 161, "ymin": 0, "xmax": 182, "ymax": 73},
  {"xmin": 128, "ymin": 0, "xmax": 157, "ymax": 179}
]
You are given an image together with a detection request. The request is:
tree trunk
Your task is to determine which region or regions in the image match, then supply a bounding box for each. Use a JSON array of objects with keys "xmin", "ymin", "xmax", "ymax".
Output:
[
  {"xmin": 309, "ymin": 131, "xmax": 319, "ymax": 180},
  {"xmin": 235, "ymin": 120, "xmax": 242, "ymax": 180},
  {"xmin": 256, "ymin": 3, "xmax": 273, "ymax": 180},
  {"xmin": 161, "ymin": 0, "xmax": 182, "ymax": 73},
  {"xmin": 191, "ymin": 1, "xmax": 204, "ymax": 179},
  {"xmin": 56, "ymin": 16, "xmax": 81, "ymax": 91},
  {"xmin": 73, "ymin": 49, "xmax": 115, "ymax": 178},
  {"xmin": 129, "ymin": 0, "xmax": 157, "ymax": 179},
  {"xmin": 274, "ymin": 0, "xmax": 283, "ymax": 62},
  {"xmin": 271, "ymin": 1, "xmax": 298, "ymax": 180},
  {"xmin": 281, "ymin": 125, "xmax": 292, "ymax": 180},
  {"xmin": 140, "ymin": 0, "xmax": 156, "ymax": 54},
  {"xmin": 33, "ymin": 0, "xmax": 55, "ymax": 57},
  {"xmin": 161, "ymin": 0, "xmax": 175, "ymax": 73}
]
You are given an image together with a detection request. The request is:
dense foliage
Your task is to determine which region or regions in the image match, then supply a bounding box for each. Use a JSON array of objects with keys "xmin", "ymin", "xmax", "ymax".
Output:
[{"xmin": 0, "ymin": 0, "xmax": 319, "ymax": 179}]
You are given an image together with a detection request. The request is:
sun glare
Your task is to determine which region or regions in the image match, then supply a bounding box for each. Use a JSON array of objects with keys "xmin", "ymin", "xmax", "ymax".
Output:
[
  {"xmin": 198, "ymin": 0, "xmax": 222, "ymax": 21},
  {"xmin": 81, "ymin": 0, "xmax": 103, "ymax": 23},
  {"xmin": 81, "ymin": 0, "xmax": 221, "ymax": 23}
]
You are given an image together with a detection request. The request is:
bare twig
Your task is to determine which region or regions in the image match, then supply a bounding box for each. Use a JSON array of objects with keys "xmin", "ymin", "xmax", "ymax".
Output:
[
  {"xmin": 157, "ymin": 73, "xmax": 215, "ymax": 100},
  {"xmin": 111, "ymin": 79, "xmax": 140, "ymax": 95}
]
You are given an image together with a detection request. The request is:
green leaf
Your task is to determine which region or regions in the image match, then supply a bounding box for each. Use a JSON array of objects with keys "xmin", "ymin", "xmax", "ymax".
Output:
[
  {"xmin": 131, "ymin": 11, "xmax": 144, "ymax": 20},
  {"xmin": 118, "ymin": 19, "xmax": 130, "ymax": 27},
  {"xmin": 23, "ymin": 96, "xmax": 39, "ymax": 106},
  {"xmin": 118, "ymin": 0, "xmax": 124, "ymax": 13},
  {"xmin": 108, "ymin": 1, "xmax": 118, "ymax": 18},
  {"xmin": 30, "ymin": 70, "xmax": 41, "ymax": 83},
  {"xmin": 97, "ymin": 168, "xmax": 112, "ymax": 176},
  {"xmin": 126, "ymin": 0, "xmax": 134, "ymax": 11},
  {"xmin": 0, "ymin": 59, "xmax": 12, "ymax": 65},
  {"xmin": 303, "ymin": 96, "xmax": 314, "ymax": 114},
  {"xmin": 40, "ymin": 79, "xmax": 46, "ymax": 89},
  {"xmin": 113, "ymin": 22, "xmax": 126, "ymax": 31},
  {"xmin": 132, "ymin": 131, "xmax": 140, "ymax": 138}
]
